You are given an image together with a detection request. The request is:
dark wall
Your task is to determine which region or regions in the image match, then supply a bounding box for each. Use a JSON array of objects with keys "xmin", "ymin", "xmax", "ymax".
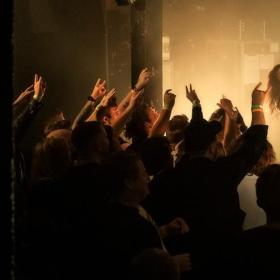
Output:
[
  {"xmin": 14, "ymin": 0, "xmax": 106, "ymax": 157},
  {"xmin": 14, "ymin": 0, "xmax": 106, "ymax": 120}
]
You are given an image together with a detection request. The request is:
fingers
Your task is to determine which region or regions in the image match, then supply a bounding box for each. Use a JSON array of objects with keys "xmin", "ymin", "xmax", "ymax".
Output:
[
  {"xmin": 165, "ymin": 89, "xmax": 174, "ymax": 95},
  {"xmin": 25, "ymin": 84, "xmax": 34, "ymax": 92},
  {"xmin": 185, "ymin": 85, "xmax": 189, "ymax": 95},
  {"xmin": 190, "ymin": 83, "xmax": 193, "ymax": 92},
  {"xmin": 254, "ymin": 82, "xmax": 262, "ymax": 92},
  {"xmin": 95, "ymin": 78, "xmax": 101, "ymax": 87},
  {"xmin": 107, "ymin": 88, "xmax": 116, "ymax": 98},
  {"xmin": 34, "ymin": 74, "xmax": 38, "ymax": 84}
]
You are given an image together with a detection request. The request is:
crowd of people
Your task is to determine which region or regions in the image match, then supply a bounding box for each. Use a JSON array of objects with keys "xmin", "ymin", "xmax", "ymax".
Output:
[{"xmin": 13, "ymin": 66, "xmax": 280, "ymax": 279}]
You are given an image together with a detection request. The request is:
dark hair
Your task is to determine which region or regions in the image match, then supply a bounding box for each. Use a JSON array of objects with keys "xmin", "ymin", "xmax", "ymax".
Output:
[
  {"xmin": 256, "ymin": 164, "xmax": 280, "ymax": 214},
  {"xmin": 95, "ymin": 96, "xmax": 118, "ymax": 122},
  {"xmin": 101, "ymin": 151, "xmax": 142, "ymax": 199},
  {"xmin": 139, "ymin": 137, "xmax": 173, "ymax": 176},
  {"xmin": 229, "ymin": 137, "xmax": 275, "ymax": 176},
  {"xmin": 125, "ymin": 103, "xmax": 150, "ymax": 141},
  {"xmin": 268, "ymin": 64, "xmax": 280, "ymax": 112},
  {"xmin": 167, "ymin": 115, "xmax": 189, "ymax": 144},
  {"xmin": 31, "ymin": 137, "xmax": 71, "ymax": 182},
  {"xmin": 44, "ymin": 119, "xmax": 71, "ymax": 137},
  {"xmin": 184, "ymin": 119, "xmax": 222, "ymax": 154},
  {"xmin": 71, "ymin": 121, "xmax": 106, "ymax": 154}
]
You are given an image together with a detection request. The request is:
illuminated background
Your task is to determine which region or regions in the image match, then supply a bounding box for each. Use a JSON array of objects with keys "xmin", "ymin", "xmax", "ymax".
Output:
[
  {"xmin": 162, "ymin": 0, "xmax": 280, "ymax": 159},
  {"xmin": 13, "ymin": 0, "xmax": 280, "ymax": 159}
]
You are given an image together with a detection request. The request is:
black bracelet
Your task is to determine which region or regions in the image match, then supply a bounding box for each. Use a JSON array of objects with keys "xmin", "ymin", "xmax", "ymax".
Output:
[
  {"xmin": 87, "ymin": 96, "xmax": 96, "ymax": 102},
  {"xmin": 133, "ymin": 86, "xmax": 142, "ymax": 92}
]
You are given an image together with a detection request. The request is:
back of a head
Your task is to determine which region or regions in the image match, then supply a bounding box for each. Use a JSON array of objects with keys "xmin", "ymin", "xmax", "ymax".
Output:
[
  {"xmin": 31, "ymin": 137, "xmax": 72, "ymax": 182},
  {"xmin": 101, "ymin": 151, "xmax": 142, "ymax": 200},
  {"xmin": 125, "ymin": 103, "xmax": 150, "ymax": 141},
  {"xmin": 167, "ymin": 115, "xmax": 189, "ymax": 144},
  {"xmin": 44, "ymin": 113, "xmax": 71, "ymax": 137},
  {"xmin": 251, "ymin": 141, "xmax": 276, "ymax": 175},
  {"xmin": 184, "ymin": 119, "xmax": 222, "ymax": 155},
  {"xmin": 140, "ymin": 137, "xmax": 173, "ymax": 176},
  {"xmin": 130, "ymin": 249, "xmax": 180, "ymax": 280},
  {"xmin": 71, "ymin": 121, "xmax": 108, "ymax": 157},
  {"xmin": 256, "ymin": 164, "xmax": 280, "ymax": 215},
  {"xmin": 229, "ymin": 138, "xmax": 276, "ymax": 176}
]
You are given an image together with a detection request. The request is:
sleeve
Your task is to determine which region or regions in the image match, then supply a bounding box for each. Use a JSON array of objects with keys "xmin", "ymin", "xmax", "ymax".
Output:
[
  {"xmin": 218, "ymin": 125, "xmax": 268, "ymax": 186},
  {"xmin": 13, "ymin": 98, "xmax": 43, "ymax": 144}
]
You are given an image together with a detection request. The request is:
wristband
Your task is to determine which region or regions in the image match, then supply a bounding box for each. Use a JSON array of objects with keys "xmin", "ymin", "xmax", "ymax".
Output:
[
  {"xmin": 251, "ymin": 104, "xmax": 263, "ymax": 110},
  {"xmin": 88, "ymin": 96, "xmax": 96, "ymax": 102},
  {"xmin": 192, "ymin": 100, "xmax": 201, "ymax": 107}
]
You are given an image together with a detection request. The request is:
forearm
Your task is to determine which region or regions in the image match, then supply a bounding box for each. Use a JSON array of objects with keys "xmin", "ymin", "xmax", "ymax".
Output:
[
  {"xmin": 223, "ymin": 113, "xmax": 239, "ymax": 153},
  {"xmin": 191, "ymin": 103, "xmax": 203, "ymax": 122},
  {"xmin": 72, "ymin": 101, "xmax": 95, "ymax": 129},
  {"xmin": 112, "ymin": 105, "xmax": 135, "ymax": 135},
  {"xmin": 13, "ymin": 99, "xmax": 43, "ymax": 144},
  {"xmin": 251, "ymin": 111, "xmax": 266, "ymax": 126},
  {"xmin": 117, "ymin": 90, "xmax": 133, "ymax": 113},
  {"xmin": 149, "ymin": 108, "xmax": 172, "ymax": 137}
]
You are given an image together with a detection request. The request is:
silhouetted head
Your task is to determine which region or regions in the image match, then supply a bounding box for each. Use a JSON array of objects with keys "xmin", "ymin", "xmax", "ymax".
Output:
[
  {"xmin": 139, "ymin": 136, "xmax": 173, "ymax": 176},
  {"xmin": 102, "ymin": 151, "xmax": 150, "ymax": 204},
  {"xmin": 184, "ymin": 119, "xmax": 222, "ymax": 155},
  {"xmin": 31, "ymin": 137, "xmax": 72, "ymax": 182},
  {"xmin": 167, "ymin": 114, "xmax": 189, "ymax": 145},
  {"xmin": 71, "ymin": 121, "xmax": 109, "ymax": 161},
  {"xmin": 256, "ymin": 164, "xmax": 280, "ymax": 221}
]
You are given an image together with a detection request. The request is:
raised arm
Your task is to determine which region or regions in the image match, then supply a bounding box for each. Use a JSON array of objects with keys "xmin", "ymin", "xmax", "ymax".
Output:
[
  {"xmin": 219, "ymin": 82, "xmax": 268, "ymax": 185},
  {"xmin": 13, "ymin": 74, "xmax": 46, "ymax": 144},
  {"xmin": 186, "ymin": 84, "xmax": 203, "ymax": 122},
  {"xmin": 117, "ymin": 68, "xmax": 152, "ymax": 113},
  {"xmin": 13, "ymin": 84, "xmax": 34, "ymax": 116},
  {"xmin": 86, "ymin": 89, "xmax": 116, "ymax": 122},
  {"xmin": 112, "ymin": 89, "xmax": 143, "ymax": 136},
  {"xmin": 149, "ymin": 89, "xmax": 176, "ymax": 137},
  {"xmin": 251, "ymin": 82, "xmax": 266, "ymax": 126},
  {"xmin": 217, "ymin": 98, "xmax": 240, "ymax": 153},
  {"xmin": 71, "ymin": 78, "xmax": 106, "ymax": 129}
]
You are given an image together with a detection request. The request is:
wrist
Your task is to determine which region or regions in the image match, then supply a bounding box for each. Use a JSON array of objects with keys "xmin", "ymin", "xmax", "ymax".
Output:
[
  {"xmin": 192, "ymin": 100, "xmax": 200, "ymax": 107},
  {"xmin": 88, "ymin": 95, "xmax": 97, "ymax": 102},
  {"xmin": 133, "ymin": 84, "xmax": 142, "ymax": 92}
]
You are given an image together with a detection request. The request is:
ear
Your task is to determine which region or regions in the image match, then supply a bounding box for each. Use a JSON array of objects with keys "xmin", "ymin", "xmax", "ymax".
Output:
[{"xmin": 102, "ymin": 116, "xmax": 110, "ymax": 125}]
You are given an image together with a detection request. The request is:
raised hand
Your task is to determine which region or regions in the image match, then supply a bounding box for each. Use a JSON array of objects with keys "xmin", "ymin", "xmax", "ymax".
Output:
[
  {"xmin": 217, "ymin": 97, "xmax": 238, "ymax": 120},
  {"xmin": 13, "ymin": 84, "xmax": 34, "ymax": 106},
  {"xmin": 252, "ymin": 82, "xmax": 267, "ymax": 106},
  {"xmin": 91, "ymin": 78, "xmax": 107, "ymax": 100},
  {"xmin": 128, "ymin": 89, "xmax": 144, "ymax": 108},
  {"xmin": 186, "ymin": 84, "xmax": 200, "ymax": 103},
  {"xmin": 99, "ymin": 88, "xmax": 116, "ymax": 107},
  {"xmin": 135, "ymin": 68, "xmax": 152, "ymax": 90},
  {"xmin": 33, "ymin": 74, "xmax": 46, "ymax": 101},
  {"xmin": 164, "ymin": 89, "xmax": 176, "ymax": 110}
]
